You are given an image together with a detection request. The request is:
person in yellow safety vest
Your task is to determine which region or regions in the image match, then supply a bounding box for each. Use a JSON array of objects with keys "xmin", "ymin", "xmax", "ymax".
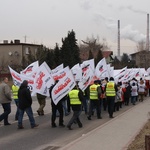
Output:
[
  {"xmin": 67, "ymin": 85, "xmax": 84, "ymax": 130},
  {"xmin": 87, "ymin": 80, "xmax": 102, "ymax": 120},
  {"xmin": 12, "ymin": 84, "xmax": 19, "ymax": 120},
  {"xmin": 105, "ymin": 77, "xmax": 118, "ymax": 118}
]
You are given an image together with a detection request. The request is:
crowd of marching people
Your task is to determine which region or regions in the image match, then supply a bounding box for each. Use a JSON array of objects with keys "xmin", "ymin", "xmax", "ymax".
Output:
[{"xmin": 0, "ymin": 76, "xmax": 150, "ymax": 130}]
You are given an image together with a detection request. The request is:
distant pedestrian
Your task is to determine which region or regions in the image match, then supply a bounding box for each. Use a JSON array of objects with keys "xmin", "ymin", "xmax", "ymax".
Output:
[
  {"xmin": 114, "ymin": 84, "xmax": 122, "ymax": 112},
  {"xmin": 105, "ymin": 77, "xmax": 118, "ymax": 118},
  {"xmin": 12, "ymin": 84, "xmax": 19, "ymax": 120},
  {"xmin": 0, "ymin": 77, "xmax": 12, "ymax": 125},
  {"xmin": 87, "ymin": 80, "xmax": 102, "ymax": 120},
  {"xmin": 131, "ymin": 82, "xmax": 138, "ymax": 105},
  {"xmin": 36, "ymin": 93, "xmax": 47, "ymax": 116},
  {"xmin": 124, "ymin": 82, "xmax": 132, "ymax": 106},
  {"xmin": 18, "ymin": 80, "xmax": 39, "ymax": 129},
  {"xmin": 101, "ymin": 78, "xmax": 108, "ymax": 111},
  {"xmin": 138, "ymin": 79, "xmax": 145, "ymax": 102}
]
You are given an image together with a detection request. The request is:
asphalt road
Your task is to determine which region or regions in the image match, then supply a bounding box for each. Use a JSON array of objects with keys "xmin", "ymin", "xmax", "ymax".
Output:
[{"xmin": 0, "ymin": 97, "xmax": 137, "ymax": 150}]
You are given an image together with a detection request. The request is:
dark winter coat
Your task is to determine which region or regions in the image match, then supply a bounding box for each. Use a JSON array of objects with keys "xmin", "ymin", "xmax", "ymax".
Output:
[
  {"xmin": 18, "ymin": 81, "xmax": 32, "ymax": 110},
  {"xmin": 124, "ymin": 85, "xmax": 132, "ymax": 98}
]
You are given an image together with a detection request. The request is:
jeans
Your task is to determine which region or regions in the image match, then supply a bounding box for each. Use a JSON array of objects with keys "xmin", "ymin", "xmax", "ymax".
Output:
[
  {"xmin": 18, "ymin": 106, "xmax": 35, "ymax": 127},
  {"xmin": 67, "ymin": 110, "xmax": 82, "ymax": 127},
  {"xmin": 0, "ymin": 103, "xmax": 11, "ymax": 124},
  {"xmin": 131, "ymin": 96, "xmax": 136, "ymax": 104},
  {"xmin": 82, "ymin": 96, "xmax": 88, "ymax": 114},
  {"xmin": 62, "ymin": 100, "xmax": 69, "ymax": 115}
]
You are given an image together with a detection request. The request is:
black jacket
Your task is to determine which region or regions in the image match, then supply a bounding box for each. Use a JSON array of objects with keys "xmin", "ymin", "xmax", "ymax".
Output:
[
  {"xmin": 18, "ymin": 83, "xmax": 32, "ymax": 110},
  {"xmin": 124, "ymin": 85, "xmax": 132, "ymax": 98}
]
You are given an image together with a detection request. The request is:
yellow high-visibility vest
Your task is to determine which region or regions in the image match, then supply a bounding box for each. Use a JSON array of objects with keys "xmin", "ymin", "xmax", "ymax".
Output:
[
  {"xmin": 69, "ymin": 89, "xmax": 81, "ymax": 105},
  {"xmin": 106, "ymin": 82, "xmax": 116, "ymax": 96},
  {"xmin": 90, "ymin": 84, "xmax": 99, "ymax": 100},
  {"xmin": 12, "ymin": 85, "xmax": 19, "ymax": 99}
]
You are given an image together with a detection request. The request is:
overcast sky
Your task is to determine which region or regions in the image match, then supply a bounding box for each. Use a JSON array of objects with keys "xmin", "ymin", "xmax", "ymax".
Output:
[{"xmin": 0, "ymin": 0, "xmax": 149, "ymax": 55}]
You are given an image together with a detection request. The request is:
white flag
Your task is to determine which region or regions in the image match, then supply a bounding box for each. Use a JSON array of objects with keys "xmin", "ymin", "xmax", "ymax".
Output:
[
  {"xmin": 95, "ymin": 58, "xmax": 108, "ymax": 79},
  {"xmin": 51, "ymin": 66, "xmax": 76, "ymax": 105},
  {"xmin": 71, "ymin": 63, "xmax": 82, "ymax": 81},
  {"xmin": 51, "ymin": 63, "xmax": 64, "ymax": 74},
  {"xmin": 34, "ymin": 62, "xmax": 54, "ymax": 96},
  {"xmin": 20, "ymin": 61, "xmax": 39, "ymax": 75}
]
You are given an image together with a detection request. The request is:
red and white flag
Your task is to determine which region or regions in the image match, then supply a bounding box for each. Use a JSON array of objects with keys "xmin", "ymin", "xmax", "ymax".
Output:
[
  {"xmin": 71, "ymin": 63, "xmax": 82, "ymax": 81},
  {"xmin": 20, "ymin": 61, "xmax": 39, "ymax": 75},
  {"xmin": 95, "ymin": 58, "xmax": 108, "ymax": 79},
  {"xmin": 51, "ymin": 66, "xmax": 76, "ymax": 105},
  {"xmin": 9, "ymin": 66, "xmax": 35, "ymax": 91},
  {"xmin": 34, "ymin": 62, "xmax": 54, "ymax": 96}
]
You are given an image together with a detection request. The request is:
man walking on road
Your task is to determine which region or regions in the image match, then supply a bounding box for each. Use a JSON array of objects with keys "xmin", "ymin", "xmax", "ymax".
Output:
[
  {"xmin": 0, "ymin": 77, "xmax": 12, "ymax": 125},
  {"xmin": 49, "ymin": 80, "xmax": 65, "ymax": 128},
  {"xmin": 12, "ymin": 84, "xmax": 19, "ymax": 120},
  {"xmin": 18, "ymin": 80, "xmax": 39, "ymax": 129},
  {"xmin": 67, "ymin": 85, "xmax": 84, "ymax": 130},
  {"xmin": 87, "ymin": 80, "xmax": 102, "ymax": 120},
  {"xmin": 105, "ymin": 77, "xmax": 118, "ymax": 118}
]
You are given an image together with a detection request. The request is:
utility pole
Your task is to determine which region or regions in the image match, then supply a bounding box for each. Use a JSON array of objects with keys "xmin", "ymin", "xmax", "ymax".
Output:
[
  {"xmin": 146, "ymin": 14, "xmax": 149, "ymax": 51},
  {"xmin": 118, "ymin": 20, "xmax": 120, "ymax": 58}
]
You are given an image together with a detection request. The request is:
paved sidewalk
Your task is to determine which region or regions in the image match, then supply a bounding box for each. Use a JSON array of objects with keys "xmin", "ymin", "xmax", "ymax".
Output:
[{"xmin": 60, "ymin": 98, "xmax": 150, "ymax": 150}]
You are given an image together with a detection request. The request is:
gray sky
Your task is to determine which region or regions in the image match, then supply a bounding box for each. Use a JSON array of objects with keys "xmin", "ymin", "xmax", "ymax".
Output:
[{"xmin": 0, "ymin": 0, "xmax": 149, "ymax": 55}]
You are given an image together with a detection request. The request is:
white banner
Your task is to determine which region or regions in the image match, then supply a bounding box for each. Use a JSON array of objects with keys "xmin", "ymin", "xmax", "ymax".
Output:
[
  {"xmin": 79, "ymin": 65, "xmax": 94, "ymax": 91},
  {"xmin": 51, "ymin": 63, "xmax": 64, "ymax": 74},
  {"xmin": 9, "ymin": 66, "xmax": 35, "ymax": 91},
  {"xmin": 51, "ymin": 66, "xmax": 76, "ymax": 105},
  {"xmin": 34, "ymin": 62, "xmax": 55, "ymax": 96},
  {"xmin": 71, "ymin": 63, "xmax": 82, "ymax": 81},
  {"xmin": 20, "ymin": 61, "xmax": 39, "ymax": 75},
  {"xmin": 95, "ymin": 58, "xmax": 108, "ymax": 79}
]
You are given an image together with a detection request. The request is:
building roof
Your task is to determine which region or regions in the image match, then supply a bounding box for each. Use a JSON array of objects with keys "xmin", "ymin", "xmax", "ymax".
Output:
[
  {"xmin": 0, "ymin": 39, "xmax": 41, "ymax": 46},
  {"xmin": 130, "ymin": 50, "xmax": 149, "ymax": 56},
  {"xmin": 0, "ymin": 43, "xmax": 41, "ymax": 46}
]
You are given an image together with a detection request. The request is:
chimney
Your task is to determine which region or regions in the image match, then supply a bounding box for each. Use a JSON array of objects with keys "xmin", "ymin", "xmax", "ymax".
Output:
[
  {"xmin": 3, "ymin": 40, "xmax": 8, "ymax": 44},
  {"xmin": 146, "ymin": 14, "xmax": 149, "ymax": 51},
  {"xmin": 14, "ymin": 39, "xmax": 20, "ymax": 44},
  {"xmin": 118, "ymin": 20, "xmax": 120, "ymax": 57}
]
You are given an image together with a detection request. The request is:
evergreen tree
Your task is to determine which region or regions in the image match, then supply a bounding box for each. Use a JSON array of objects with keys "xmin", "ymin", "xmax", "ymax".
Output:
[
  {"xmin": 46, "ymin": 50, "xmax": 55, "ymax": 69},
  {"xmin": 121, "ymin": 53, "xmax": 129, "ymax": 67},
  {"xmin": 36, "ymin": 45, "xmax": 48, "ymax": 65},
  {"xmin": 112, "ymin": 56, "xmax": 121, "ymax": 69},
  {"xmin": 54, "ymin": 43, "xmax": 62, "ymax": 66},
  {"xmin": 95, "ymin": 50, "xmax": 103, "ymax": 66},
  {"xmin": 61, "ymin": 30, "xmax": 81, "ymax": 68}
]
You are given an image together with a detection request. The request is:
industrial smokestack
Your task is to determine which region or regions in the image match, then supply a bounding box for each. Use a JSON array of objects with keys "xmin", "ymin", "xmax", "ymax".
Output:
[
  {"xmin": 118, "ymin": 20, "xmax": 120, "ymax": 57},
  {"xmin": 146, "ymin": 14, "xmax": 149, "ymax": 51}
]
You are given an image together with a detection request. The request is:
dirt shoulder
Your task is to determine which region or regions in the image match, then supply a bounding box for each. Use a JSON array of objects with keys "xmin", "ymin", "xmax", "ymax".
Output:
[{"xmin": 127, "ymin": 119, "xmax": 150, "ymax": 150}]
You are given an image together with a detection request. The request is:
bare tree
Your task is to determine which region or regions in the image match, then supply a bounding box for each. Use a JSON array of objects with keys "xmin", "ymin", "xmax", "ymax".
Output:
[
  {"xmin": 136, "ymin": 41, "xmax": 146, "ymax": 52},
  {"xmin": 79, "ymin": 35, "xmax": 109, "ymax": 61}
]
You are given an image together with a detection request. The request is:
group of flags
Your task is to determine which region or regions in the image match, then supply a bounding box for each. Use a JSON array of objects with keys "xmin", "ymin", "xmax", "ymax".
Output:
[{"xmin": 9, "ymin": 58, "xmax": 149, "ymax": 104}]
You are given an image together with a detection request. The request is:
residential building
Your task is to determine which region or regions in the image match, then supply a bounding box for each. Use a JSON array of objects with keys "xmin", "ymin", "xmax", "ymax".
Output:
[
  {"xmin": 0, "ymin": 40, "xmax": 41, "ymax": 73},
  {"xmin": 130, "ymin": 50, "xmax": 150, "ymax": 69}
]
